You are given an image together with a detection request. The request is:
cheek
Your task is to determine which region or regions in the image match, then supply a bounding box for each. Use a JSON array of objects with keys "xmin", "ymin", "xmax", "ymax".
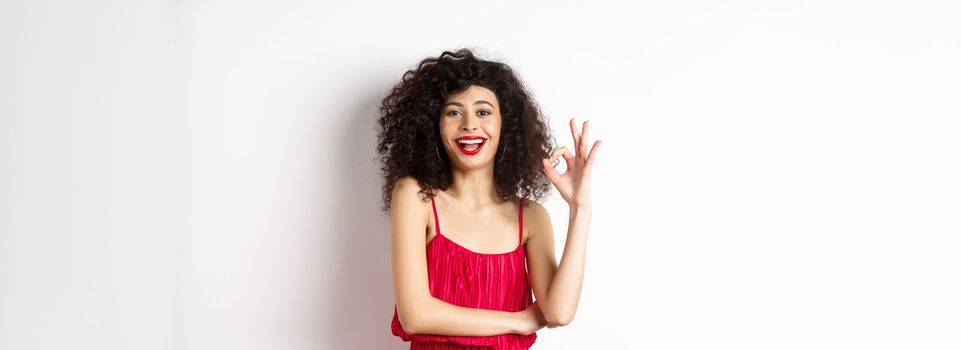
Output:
[
  {"xmin": 484, "ymin": 117, "xmax": 502, "ymax": 133},
  {"xmin": 438, "ymin": 122, "xmax": 456, "ymax": 141},
  {"xmin": 487, "ymin": 122, "xmax": 502, "ymax": 140}
]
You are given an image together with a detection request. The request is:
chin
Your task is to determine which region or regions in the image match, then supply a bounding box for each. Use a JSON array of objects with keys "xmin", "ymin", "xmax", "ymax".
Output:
[{"xmin": 447, "ymin": 154, "xmax": 495, "ymax": 171}]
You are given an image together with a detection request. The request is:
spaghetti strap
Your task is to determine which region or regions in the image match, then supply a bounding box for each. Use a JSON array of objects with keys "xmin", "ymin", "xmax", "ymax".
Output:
[
  {"xmin": 518, "ymin": 198, "xmax": 524, "ymax": 247},
  {"xmin": 430, "ymin": 194, "xmax": 441, "ymax": 235}
]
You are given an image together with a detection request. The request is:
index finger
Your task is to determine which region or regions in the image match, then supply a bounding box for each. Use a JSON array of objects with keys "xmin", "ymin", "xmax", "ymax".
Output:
[{"xmin": 569, "ymin": 118, "xmax": 580, "ymax": 154}]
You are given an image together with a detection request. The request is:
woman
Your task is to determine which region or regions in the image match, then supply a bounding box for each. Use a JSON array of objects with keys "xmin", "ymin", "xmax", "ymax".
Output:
[{"xmin": 378, "ymin": 48, "xmax": 600, "ymax": 349}]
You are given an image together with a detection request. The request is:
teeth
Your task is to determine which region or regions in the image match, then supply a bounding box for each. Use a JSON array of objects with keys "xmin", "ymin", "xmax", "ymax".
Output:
[{"xmin": 457, "ymin": 139, "xmax": 484, "ymax": 145}]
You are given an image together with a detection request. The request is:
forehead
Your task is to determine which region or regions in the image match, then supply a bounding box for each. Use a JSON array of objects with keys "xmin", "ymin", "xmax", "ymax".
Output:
[{"xmin": 445, "ymin": 85, "xmax": 498, "ymax": 105}]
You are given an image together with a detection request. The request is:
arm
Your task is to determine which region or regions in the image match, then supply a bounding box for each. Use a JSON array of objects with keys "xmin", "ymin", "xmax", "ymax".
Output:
[
  {"xmin": 528, "ymin": 118, "xmax": 602, "ymax": 327},
  {"xmin": 525, "ymin": 202, "xmax": 591, "ymax": 327},
  {"xmin": 391, "ymin": 177, "xmax": 545, "ymax": 336}
]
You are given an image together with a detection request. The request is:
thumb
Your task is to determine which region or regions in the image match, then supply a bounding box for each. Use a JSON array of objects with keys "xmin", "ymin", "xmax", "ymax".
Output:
[{"xmin": 542, "ymin": 158, "xmax": 560, "ymax": 184}]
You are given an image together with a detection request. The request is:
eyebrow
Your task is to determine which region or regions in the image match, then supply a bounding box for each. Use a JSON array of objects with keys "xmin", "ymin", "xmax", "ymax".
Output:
[{"xmin": 443, "ymin": 100, "xmax": 496, "ymax": 109}]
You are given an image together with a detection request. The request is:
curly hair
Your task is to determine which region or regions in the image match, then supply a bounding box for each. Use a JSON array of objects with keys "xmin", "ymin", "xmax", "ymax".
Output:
[{"xmin": 376, "ymin": 48, "xmax": 555, "ymax": 211}]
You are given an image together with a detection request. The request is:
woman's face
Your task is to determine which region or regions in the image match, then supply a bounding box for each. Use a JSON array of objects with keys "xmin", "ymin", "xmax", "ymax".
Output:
[{"xmin": 439, "ymin": 85, "xmax": 502, "ymax": 171}]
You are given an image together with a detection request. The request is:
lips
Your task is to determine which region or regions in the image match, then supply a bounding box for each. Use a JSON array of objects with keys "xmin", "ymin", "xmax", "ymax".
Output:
[{"xmin": 454, "ymin": 136, "xmax": 487, "ymax": 156}]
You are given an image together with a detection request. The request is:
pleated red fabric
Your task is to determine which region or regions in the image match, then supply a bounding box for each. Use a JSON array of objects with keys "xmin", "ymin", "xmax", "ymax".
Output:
[{"xmin": 391, "ymin": 196, "xmax": 537, "ymax": 350}]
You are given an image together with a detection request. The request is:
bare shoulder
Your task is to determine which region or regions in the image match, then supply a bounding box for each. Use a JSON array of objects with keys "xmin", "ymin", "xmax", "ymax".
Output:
[
  {"xmin": 522, "ymin": 200, "xmax": 552, "ymax": 238},
  {"xmin": 394, "ymin": 176, "xmax": 421, "ymax": 194},
  {"xmin": 394, "ymin": 176, "xmax": 421, "ymax": 191},
  {"xmin": 392, "ymin": 176, "xmax": 430, "ymax": 203},
  {"xmin": 522, "ymin": 199, "xmax": 549, "ymax": 216},
  {"xmin": 390, "ymin": 176, "xmax": 431, "ymax": 221}
]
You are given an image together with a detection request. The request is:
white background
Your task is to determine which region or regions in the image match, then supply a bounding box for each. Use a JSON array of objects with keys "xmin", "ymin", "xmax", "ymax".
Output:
[{"xmin": 1, "ymin": 0, "xmax": 959, "ymax": 349}]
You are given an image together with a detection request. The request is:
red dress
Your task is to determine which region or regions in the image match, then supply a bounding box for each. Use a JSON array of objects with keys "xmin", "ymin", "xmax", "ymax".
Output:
[{"xmin": 391, "ymin": 195, "xmax": 537, "ymax": 349}]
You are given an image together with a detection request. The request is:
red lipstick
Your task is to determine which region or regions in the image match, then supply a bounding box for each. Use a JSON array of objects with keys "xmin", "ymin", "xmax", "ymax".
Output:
[{"xmin": 454, "ymin": 136, "xmax": 487, "ymax": 156}]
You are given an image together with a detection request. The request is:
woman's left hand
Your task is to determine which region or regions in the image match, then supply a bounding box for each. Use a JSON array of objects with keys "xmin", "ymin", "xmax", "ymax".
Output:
[{"xmin": 542, "ymin": 118, "xmax": 601, "ymax": 208}]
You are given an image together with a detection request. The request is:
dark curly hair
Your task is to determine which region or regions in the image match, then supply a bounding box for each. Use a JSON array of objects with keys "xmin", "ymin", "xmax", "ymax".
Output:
[{"xmin": 376, "ymin": 48, "xmax": 555, "ymax": 211}]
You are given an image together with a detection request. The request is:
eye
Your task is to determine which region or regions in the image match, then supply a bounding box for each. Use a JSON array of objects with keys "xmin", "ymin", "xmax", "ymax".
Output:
[
  {"xmin": 477, "ymin": 110, "xmax": 491, "ymax": 117},
  {"xmin": 445, "ymin": 110, "xmax": 461, "ymax": 117}
]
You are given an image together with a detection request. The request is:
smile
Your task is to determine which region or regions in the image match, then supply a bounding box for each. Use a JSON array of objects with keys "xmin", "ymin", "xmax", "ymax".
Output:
[{"xmin": 455, "ymin": 136, "xmax": 487, "ymax": 156}]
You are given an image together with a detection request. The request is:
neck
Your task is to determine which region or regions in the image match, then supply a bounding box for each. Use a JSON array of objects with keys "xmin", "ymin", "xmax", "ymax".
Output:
[{"xmin": 447, "ymin": 164, "xmax": 500, "ymax": 209}]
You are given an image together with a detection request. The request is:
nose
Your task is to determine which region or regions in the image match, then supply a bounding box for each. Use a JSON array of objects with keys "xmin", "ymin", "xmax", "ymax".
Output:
[{"xmin": 460, "ymin": 117, "xmax": 478, "ymax": 131}]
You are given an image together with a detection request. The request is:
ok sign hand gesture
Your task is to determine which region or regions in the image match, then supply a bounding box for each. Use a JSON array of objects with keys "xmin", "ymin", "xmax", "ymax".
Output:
[{"xmin": 541, "ymin": 118, "xmax": 601, "ymax": 208}]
